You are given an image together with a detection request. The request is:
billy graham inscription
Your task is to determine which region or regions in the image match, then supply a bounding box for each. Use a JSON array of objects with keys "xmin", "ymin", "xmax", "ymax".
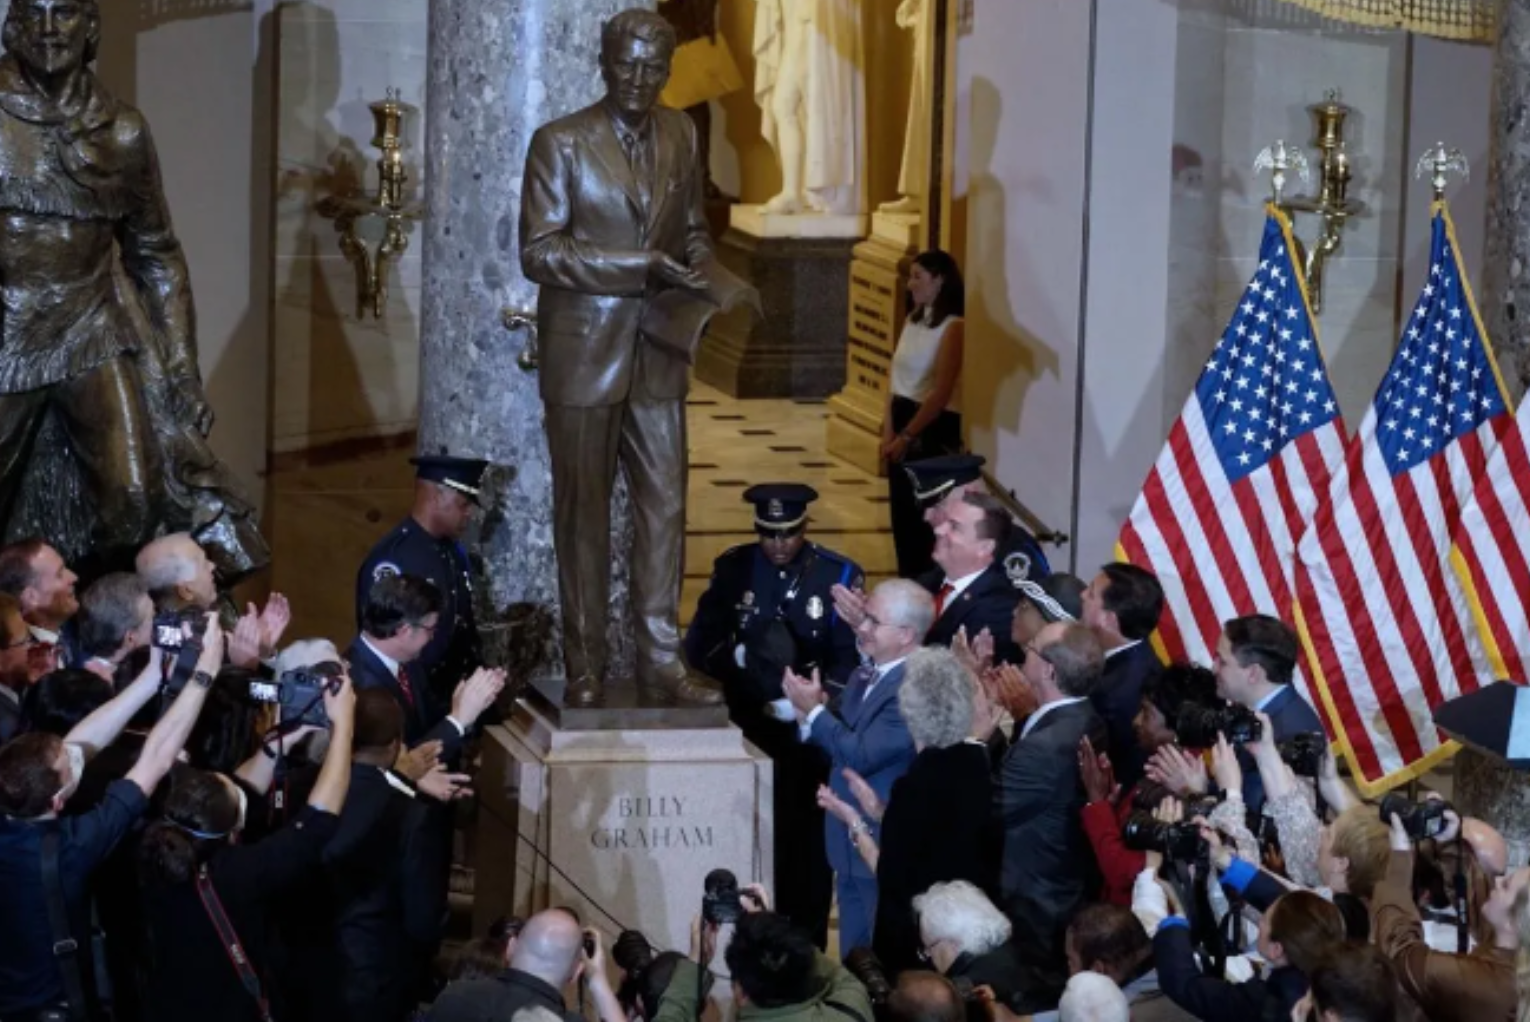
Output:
[{"xmin": 590, "ymin": 794, "xmax": 716, "ymax": 850}]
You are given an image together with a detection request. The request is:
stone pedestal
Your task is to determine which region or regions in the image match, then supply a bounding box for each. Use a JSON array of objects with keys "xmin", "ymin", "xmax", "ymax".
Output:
[
  {"xmin": 416, "ymin": 0, "xmax": 652, "ymax": 683},
  {"xmin": 825, "ymin": 231, "xmax": 916, "ymax": 475},
  {"xmin": 1452, "ymin": 746, "xmax": 1530, "ymax": 868},
  {"xmin": 695, "ymin": 210, "xmax": 861, "ymax": 399},
  {"xmin": 474, "ymin": 699, "xmax": 773, "ymax": 958}
]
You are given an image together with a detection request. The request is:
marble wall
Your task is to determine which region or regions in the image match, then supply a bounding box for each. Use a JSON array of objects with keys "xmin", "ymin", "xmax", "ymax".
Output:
[
  {"xmin": 272, "ymin": 0, "xmax": 428, "ymax": 453},
  {"xmin": 961, "ymin": 0, "xmax": 1494, "ymax": 571}
]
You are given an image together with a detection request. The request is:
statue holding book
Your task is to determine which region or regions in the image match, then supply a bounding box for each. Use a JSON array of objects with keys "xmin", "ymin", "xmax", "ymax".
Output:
[{"xmin": 519, "ymin": 8, "xmax": 757, "ymax": 708}]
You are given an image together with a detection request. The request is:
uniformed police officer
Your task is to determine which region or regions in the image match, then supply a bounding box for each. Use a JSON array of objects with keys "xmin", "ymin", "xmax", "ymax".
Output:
[
  {"xmin": 904, "ymin": 453, "xmax": 1052, "ymax": 584},
  {"xmin": 683, "ymin": 483, "xmax": 863, "ymax": 948},
  {"xmin": 356, "ymin": 455, "xmax": 488, "ymax": 702}
]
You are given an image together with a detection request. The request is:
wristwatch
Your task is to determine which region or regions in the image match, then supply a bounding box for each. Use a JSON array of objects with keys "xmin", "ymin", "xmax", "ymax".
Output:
[{"xmin": 191, "ymin": 670, "xmax": 215, "ymax": 689}]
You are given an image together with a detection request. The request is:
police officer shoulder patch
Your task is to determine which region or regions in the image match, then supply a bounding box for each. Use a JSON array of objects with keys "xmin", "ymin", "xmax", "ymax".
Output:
[{"xmin": 372, "ymin": 561, "xmax": 402, "ymax": 583}]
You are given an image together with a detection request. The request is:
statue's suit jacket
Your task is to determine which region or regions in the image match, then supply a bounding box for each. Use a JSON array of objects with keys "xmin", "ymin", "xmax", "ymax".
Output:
[{"xmin": 520, "ymin": 101, "xmax": 712, "ymax": 409}]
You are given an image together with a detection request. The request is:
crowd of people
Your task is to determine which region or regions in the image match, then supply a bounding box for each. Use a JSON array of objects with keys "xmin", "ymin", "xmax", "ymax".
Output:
[
  {"xmin": 684, "ymin": 451, "xmax": 1530, "ymax": 1022},
  {"xmin": 0, "ymin": 426, "xmax": 1525, "ymax": 1022}
]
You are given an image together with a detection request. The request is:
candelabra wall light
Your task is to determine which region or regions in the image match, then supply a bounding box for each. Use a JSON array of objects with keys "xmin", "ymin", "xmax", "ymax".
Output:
[
  {"xmin": 316, "ymin": 89, "xmax": 422, "ymax": 320},
  {"xmin": 1254, "ymin": 91, "xmax": 1365, "ymax": 314}
]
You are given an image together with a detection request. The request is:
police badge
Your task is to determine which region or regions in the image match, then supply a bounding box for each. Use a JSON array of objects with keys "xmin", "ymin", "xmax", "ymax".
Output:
[
  {"xmin": 1004, "ymin": 552, "xmax": 1033, "ymax": 587},
  {"xmin": 742, "ymin": 590, "xmax": 755, "ymax": 606},
  {"xmin": 806, "ymin": 595, "xmax": 824, "ymax": 620}
]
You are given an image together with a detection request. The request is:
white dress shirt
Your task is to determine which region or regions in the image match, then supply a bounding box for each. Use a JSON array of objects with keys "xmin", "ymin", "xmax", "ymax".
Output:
[
  {"xmin": 1018, "ymin": 695, "xmax": 1088, "ymax": 740},
  {"xmin": 937, "ymin": 569, "xmax": 986, "ymax": 609},
  {"xmin": 360, "ymin": 636, "xmax": 464, "ymax": 736}
]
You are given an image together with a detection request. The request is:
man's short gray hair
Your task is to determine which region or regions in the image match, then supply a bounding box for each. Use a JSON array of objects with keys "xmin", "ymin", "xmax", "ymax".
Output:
[
  {"xmin": 912, "ymin": 880, "xmax": 1012, "ymax": 958},
  {"xmin": 898, "ymin": 648, "xmax": 974, "ymax": 749},
  {"xmin": 1058, "ymin": 972, "xmax": 1128, "ymax": 1022},
  {"xmin": 601, "ymin": 8, "xmax": 677, "ymax": 60},
  {"xmin": 1039, "ymin": 623, "xmax": 1105, "ymax": 698},
  {"xmin": 78, "ymin": 573, "xmax": 150, "ymax": 659},
  {"xmin": 135, "ymin": 534, "xmax": 198, "ymax": 598},
  {"xmin": 876, "ymin": 579, "xmax": 936, "ymax": 642}
]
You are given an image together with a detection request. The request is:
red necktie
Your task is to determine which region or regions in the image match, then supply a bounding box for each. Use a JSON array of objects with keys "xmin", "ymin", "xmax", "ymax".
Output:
[
  {"xmin": 935, "ymin": 582, "xmax": 955, "ymax": 618},
  {"xmin": 396, "ymin": 664, "xmax": 417, "ymax": 709}
]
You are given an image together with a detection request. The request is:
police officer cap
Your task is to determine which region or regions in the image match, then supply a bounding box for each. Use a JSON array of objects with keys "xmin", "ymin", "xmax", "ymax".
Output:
[
  {"xmin": 904, "ymin": 453, "xmax": 987, "ymax": 509},
  {"xmin": 411, "ymin": 454, "xmax": 489, "ymax": 504},
  {"xmin": 1015, "ymin": 572, "xmax": 1086, "ymax": 623},
  {"xmin": 743, "ymin": 483, "xmax": 818, "ymax": 533}
]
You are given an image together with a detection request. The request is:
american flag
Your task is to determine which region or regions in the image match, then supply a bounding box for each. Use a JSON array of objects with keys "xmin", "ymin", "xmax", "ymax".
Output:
[
  {"xmin": 1451, "ymin": 408, "xmax": 1530, "ymax": 686},
  {"xmin": 1118, "ymin": 206, "xmax": 1347, "ymax": 697},
  {"xmin": 1293, "ymin": 203, "xmax": 1513, "ymax": 794}
]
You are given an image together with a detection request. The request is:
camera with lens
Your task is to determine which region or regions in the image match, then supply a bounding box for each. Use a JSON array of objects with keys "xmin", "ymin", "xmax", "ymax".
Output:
[
  {"xmin": 1379, "ymin": 792, "xmax": 1452, "ymax": 841},
  {"xmin": 151, "ymin": 609, "xmax": 207, "ymax": 651},
  {"xmin": 245, "ymin": 664, "xmax": 344, "ymax": 728},
  {"xmin": 1277, "ymin": 732, "xmax": 1325, "ymax": 777},
  {"xmin": 702, "ymin": 868, "xmax": 743, "ymax": 926},
  {"xmin": 1175, "ymin": 702, "xmax": 1261, "ymax": 748},
  {"xmin": 843, "ymin": 947, "xmax": 892, "ymax": 1006},
  {"xmin": 1122, "ymin": 811, "xmax": 1204, "ymax": 861}
]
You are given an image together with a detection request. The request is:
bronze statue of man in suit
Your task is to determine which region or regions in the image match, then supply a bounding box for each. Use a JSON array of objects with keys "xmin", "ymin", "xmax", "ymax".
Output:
[{"xmin": 520, "ymin": 9, "xmax": 722, "ymax": 707}]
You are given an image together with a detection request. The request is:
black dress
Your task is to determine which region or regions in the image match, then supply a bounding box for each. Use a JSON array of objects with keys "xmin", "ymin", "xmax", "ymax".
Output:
[{"xmin": 872, "ymin": 740, "xmax": 999, "ymax": 975}]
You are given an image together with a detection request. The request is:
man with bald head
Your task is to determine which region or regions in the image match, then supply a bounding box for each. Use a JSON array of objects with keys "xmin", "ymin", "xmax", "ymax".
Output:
[
  {"xmin": 887, "ymin": 971, "xmax": 965, "ymax": 1022},
  {"xmin": 783, "ymin": 579, "xmax": 929, "ymax": 953},
  {"xmin": 427, "ymin": 907, "xmax": 623, "ymax": 1022}
]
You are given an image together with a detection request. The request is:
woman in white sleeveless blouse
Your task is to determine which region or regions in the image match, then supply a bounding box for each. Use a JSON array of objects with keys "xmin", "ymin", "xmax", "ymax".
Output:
[{"xmin": 882, "ymin": 249, "xmax": 965, "ymax": 577}]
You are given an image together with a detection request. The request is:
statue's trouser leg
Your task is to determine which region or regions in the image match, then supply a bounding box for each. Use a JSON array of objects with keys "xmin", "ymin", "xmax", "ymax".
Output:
[
  {"xmin": 0, "ymin": 389, "xmax": 51, "ymax": 534},
  {"xmin": 620, "ymin": 397, "xmax": 686, "ymax": 677},
  {"xmin": 55, "ymin": 357, "xmax": 162, "ymax": 553},
  {"xmin": 546, "ymin": 402, "xmax": 623, "ymax": 683}
]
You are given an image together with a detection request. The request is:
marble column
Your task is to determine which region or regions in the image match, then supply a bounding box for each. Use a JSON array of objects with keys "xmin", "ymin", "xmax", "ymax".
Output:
[
  {"xmin": 417, "ymin": 0, "xmax": 651, "ymax": 683},
  {"xmin": 1484, "ymin": 0, "xmax": 1530, "ymax": 401},
  {"xmin": 1457, "ymin": 0, "xmax": 1530, "ymax": 855}
]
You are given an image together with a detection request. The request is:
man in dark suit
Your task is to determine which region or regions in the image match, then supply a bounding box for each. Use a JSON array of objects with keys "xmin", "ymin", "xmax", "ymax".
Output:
[
  {"xmin": 994, "ymin": 621, "xmax": 1107, "ymax": 1009},
  {"xmin": 312, "ymin": 690, "xmax": 453, "ymax": 1022},
  {"xmin": 783, "ymin": 579, "xmax": 931, "ymax": 955},
  {"xmin": 1214, "ymin": 614, "xmax": 1326, "ymax": 814},
  {"xmin": 348, "ymin": 573, "xmax": 504, "ymax": 754},
  {"xmin": 0, "ymin": 539, "xmax": 81, "ymax": 670},
  {"xmin": 906, "ymin": 454, "xmax": 1052, "ymax": 582},
  {"xmin": 684, "ymin": 483, "xmax": 862, "ymax": 946},
  {"xmin": 520, "ymin": 9, "xmax": 720, "ymax": 709},
  {"xmin": 1080, "ymin": 563, "xmax": 1164, "ymax": 788},
  {"xmin": 916, "ymin": 490, "xmax": 1024, "ymax": 664}
]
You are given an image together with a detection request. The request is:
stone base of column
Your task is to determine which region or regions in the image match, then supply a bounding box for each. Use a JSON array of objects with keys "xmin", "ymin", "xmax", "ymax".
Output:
[
  {"xmin": 695, "ymin": 226, "xmax": 859, "ymax": 399},
  {"xmin": 825, "ymin": 233, "xmax": 917, "ymax": 475},
  {"xmin": 1452, "ymin": 745, "xmax": 1530, "ymax": 867},
  {"xmin": 474, "ymin": 703, "xmax": 772, "ymax": 965}
]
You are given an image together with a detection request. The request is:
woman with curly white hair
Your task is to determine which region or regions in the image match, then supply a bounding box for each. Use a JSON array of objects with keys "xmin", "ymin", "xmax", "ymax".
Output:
[{"xmin": 818, "ymin": 646, "xmax": 999, "ymax": 973}]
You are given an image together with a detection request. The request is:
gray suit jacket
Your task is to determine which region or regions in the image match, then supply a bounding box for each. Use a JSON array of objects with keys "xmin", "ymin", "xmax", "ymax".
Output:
[{"xmin": 519, "ymin": 100, "xmax": 711, "ymax": 408}]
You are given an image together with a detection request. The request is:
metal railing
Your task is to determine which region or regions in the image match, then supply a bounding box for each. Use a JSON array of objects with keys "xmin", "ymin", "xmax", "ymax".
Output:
[{"xmin": 980, "ymin": 469, "xmax": 1069, "ymax": 548}]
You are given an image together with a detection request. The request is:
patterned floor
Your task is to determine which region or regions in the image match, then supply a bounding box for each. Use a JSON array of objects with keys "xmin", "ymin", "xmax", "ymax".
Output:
[{"xmin": 266, "ymin": 378, "xmax": 896, "ymax": 644}]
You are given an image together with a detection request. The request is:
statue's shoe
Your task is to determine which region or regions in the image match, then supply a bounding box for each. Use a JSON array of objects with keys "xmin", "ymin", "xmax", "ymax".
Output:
[
  {"xmin": 761, "ymin": 192, "xmax": 806, "ymax": 216},
  {"xmin": 566, "ymin": 673, "xmax": 605, "ymax": 707},
  {"xmin": 640, "ymin": 662, "xmax": 724, "ymax": 706}
]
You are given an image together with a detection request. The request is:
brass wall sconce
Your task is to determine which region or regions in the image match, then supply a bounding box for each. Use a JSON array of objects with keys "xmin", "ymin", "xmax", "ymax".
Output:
[
  {"xmin": 1254, "ymin": 91, "xmax": 1365, "ymax": 314},
  {"xmin": 316, "ymin": 88, "xmax": 422, "ymax": 320}
]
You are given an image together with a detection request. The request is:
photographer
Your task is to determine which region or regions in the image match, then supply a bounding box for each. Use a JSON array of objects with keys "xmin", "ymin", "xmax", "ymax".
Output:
[
  {"xmin": 0, "ymin": 615, "xmax": 223, "ymax": 1021},
  {"xmin": 427, "ymin": 908, "xmax": 620, "ymax": 1022},
  {"xmin": 1077, "ymin": 662, "xmax": 1219, "ymax": 906},
  {"xmin": 1369, "ymin": 809, "xmax": 1527, "ymax": 1022},
  {"xmin": 138, "ymin": 670, "xmax": 356, "ymax": 1022},
  {"xmin": 654, "ymin": 887, "xmax": 873, "ymax": 1022},
  {"xmin": 1151, "ymin": 878, "xmax": 1344, "ymax": 1021},
  {"xmin": 1026, "ymin": 904, "xmax": 1193, "ymax": 1022}
]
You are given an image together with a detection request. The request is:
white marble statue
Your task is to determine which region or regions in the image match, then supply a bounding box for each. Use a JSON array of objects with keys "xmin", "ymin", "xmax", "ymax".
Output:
[
  {"xmin": 881, "ymin": 0, "xmax": 933, "ymax": 215},
  {"xmin": 752, "ymin": 0, "xmax": 867, "ymax": 218}
]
